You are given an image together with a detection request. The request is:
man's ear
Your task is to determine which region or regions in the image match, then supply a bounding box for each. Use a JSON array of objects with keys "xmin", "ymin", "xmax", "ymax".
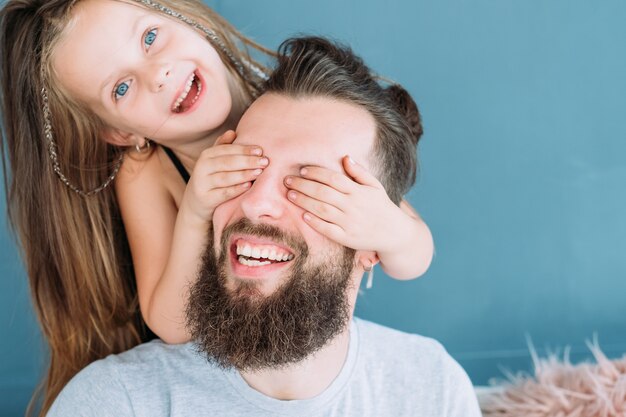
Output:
[
  {"xmin": 357, "ymin": 251, "xmax": 380, "ymax": 289},
  {"xmin": 357, "ymin": 251, "xmax": 380, "ymax": 272},
  {"xmin": 101, "ymin": 127, "xmax": 146, "ymax": 148}
]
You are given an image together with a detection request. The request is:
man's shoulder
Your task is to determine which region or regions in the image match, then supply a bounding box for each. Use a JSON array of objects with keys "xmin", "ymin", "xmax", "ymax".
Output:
[
  {"xmin": 72, "ymin": 339, "xmax": 190, "ymax": 377},
  {"xmin": 73, "ymin": 340, "xmax": 197, "ymax": 384},
  {"xmin": 49, "ymin": 340, "xmax": 210, "ymax": 417},
  {"xmin": 109, "ymin": 339, "xmax": 196, "ymax": 364},
  {"xmin": 354, "ymin": 317, "xmax": 447, "ymax": 357},
  {"xmin": 351, "ymin": 318, "xmax": 481, "ymax": 416},
  {"xmin": 353, "ymin": 317, "xmax": 464, "ymax": 385}
]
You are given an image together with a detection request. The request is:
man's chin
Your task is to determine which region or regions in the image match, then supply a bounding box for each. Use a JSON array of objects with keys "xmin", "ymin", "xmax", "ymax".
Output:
[
  {"xmin": 224, "ymin": 276, "xmax": 278, "ymax": 300},
  {"xmin": 225, "ymin": 263, "xmax": 291, "ymax": 297}
]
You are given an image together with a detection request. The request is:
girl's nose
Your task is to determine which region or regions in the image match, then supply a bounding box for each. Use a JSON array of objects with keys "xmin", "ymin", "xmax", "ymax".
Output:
[{"xmin": 146, "ymin": 62, "xmax": 172, "ymax": 92}]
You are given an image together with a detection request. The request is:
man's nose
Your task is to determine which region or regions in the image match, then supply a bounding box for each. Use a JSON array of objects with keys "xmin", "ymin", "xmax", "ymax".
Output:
[{"xmin": 239, "ymin": 172, "xmax": 288, "ymax": 222}]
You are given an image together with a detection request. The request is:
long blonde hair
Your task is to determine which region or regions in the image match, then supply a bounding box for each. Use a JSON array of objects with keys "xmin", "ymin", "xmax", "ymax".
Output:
[{"xmin": 0, "ymin": 0, "xmax": 272, "ymax": 415}]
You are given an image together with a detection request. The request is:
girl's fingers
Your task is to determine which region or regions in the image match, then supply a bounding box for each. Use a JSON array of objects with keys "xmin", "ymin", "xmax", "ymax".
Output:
[
  {"xmin": 206, "ymin": 168, "xmax": 263, "ymax": 189},
  {"xmin": 284, "ymin": 176, "xmax": 345, "ymax": 209},
  {"xmin": 199, "ymin": 143, "xmax": 263, "ymax": 160},
  {"xmin": 287, "ymin": 190, "xmax": 344, "ymax": 224},
  {"xmin": 205, "ymin": 182, "xmax": 252, "ymax": 205},
  {"xmin": 341, "ymin": 155, "xmax": 382, "ymax": 187},
  {"xmin": 297, "ymin": 165, "xmax": 354, "ymax": 194},
  {"xmin": 213, "ymin": 130, "xmax": 237, "ymax": 146},
  {"xmin": 199, "ymin": 154, "xmax": 269, "ymax": 174},
  {"xmin": 302, "ymin": 212, "xmax": 345, "ymax": 243}
]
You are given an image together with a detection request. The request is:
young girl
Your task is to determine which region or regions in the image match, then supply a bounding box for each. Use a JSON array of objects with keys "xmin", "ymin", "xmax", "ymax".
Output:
[{"xmin": 0, "ymin": 0, "xmax": 433, "ymax": 414}]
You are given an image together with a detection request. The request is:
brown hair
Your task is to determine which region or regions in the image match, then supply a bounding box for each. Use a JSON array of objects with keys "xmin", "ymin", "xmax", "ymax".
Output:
[
  {"xmin": 265, "ymin": 36, "xmax": 423, "ymax": 204},
  {"xmin": 0, "ymin": 0, "xmax": 272, "ymax": 415}
]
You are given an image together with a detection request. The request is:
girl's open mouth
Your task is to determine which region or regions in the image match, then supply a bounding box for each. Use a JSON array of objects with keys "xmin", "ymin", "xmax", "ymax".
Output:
[{"xmin": 172, "ymin": 71, "xmax": 202, "ymax": 113}]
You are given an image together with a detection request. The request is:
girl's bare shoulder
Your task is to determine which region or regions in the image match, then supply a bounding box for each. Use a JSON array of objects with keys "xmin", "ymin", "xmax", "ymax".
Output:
[{"xmin": 115, "ymin": 147, "xmax": 186, "ymax": 207}]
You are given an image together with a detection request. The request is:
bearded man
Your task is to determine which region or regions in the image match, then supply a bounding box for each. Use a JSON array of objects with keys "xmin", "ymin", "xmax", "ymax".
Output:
[{"xmin": 48, "ymin": 37, "xmax": 481, "ymax": 417}]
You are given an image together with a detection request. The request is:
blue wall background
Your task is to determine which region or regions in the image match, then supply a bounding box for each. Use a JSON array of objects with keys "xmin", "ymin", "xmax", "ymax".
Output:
[{"xmin": 2, "ymin": 0, "xmax": 626, "ymax": 415}]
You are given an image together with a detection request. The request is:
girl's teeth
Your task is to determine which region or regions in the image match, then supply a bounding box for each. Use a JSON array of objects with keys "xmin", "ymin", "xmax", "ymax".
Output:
[
  {"xmin": 172, "ymin": 73, "xmax": 202, "ymax": 112},
  {"xmin": 173, "ymin": 75, "xmax": 193, "ymax": 108}
]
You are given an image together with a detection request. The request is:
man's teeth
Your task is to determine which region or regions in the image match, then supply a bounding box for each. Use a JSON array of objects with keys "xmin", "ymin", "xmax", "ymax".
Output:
[
  {"xmin": 236, "ymin": 243, "xmax": 294, "ymax": 264},
  {"xmin": 172, "ymin": 73, "xmax": 202, "ymax": 112},
  {"xmin": 238, "ymin": 256, "xmax": 272, "ymax": 267}
]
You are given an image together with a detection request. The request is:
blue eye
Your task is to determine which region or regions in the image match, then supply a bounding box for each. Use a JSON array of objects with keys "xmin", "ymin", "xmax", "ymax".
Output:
[
  {"xmin": 144, "ymin": 28, "xmax": 157, "ymax": 49},
  {"xmin": 114, "ymin": 82, "xmax": 130, "ymax": 100}
]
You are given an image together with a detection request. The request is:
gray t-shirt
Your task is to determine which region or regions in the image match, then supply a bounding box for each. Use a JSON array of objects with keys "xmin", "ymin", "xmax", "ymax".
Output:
[{"xmin": 48, "ymin": 318, "xmax": 481, "ymax": 417}]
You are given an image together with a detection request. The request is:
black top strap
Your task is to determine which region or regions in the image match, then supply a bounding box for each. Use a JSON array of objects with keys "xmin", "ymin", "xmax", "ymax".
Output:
[{"xmin": 162, "ymin": 146, "xmax": 190, "ymax": 184}]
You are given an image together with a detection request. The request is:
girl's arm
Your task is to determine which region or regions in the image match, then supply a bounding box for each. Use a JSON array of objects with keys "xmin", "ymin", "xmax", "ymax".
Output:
[
  {"xmin": 284, "ymin": 155, "xmax": 434, "ymax": 281},
  {"xmin": 376, "ymin": 199, "xmax": 434, "ymax": 279},
  {"xmin": 115, "ymin": 149, "xmax": 199, "ymax": 344},
  {"xmin": 116, "ymin": 132, "xmax": 266, "ymax": 344}
]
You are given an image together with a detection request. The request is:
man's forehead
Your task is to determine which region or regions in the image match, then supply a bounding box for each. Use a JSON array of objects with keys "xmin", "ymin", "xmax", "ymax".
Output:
[{"xmin": 235, "ymin": 93, "xmax": 376, "ymax": 168}]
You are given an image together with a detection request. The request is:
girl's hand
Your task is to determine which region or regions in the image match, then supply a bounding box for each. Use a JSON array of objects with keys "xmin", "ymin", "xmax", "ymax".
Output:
[
  {"xmin": 181, "ymin": 130, "xmax": 268, "ymax": 224},
  {"xmin": 284, "ymin": 155, "xmax": 401, "ymax": 254}
]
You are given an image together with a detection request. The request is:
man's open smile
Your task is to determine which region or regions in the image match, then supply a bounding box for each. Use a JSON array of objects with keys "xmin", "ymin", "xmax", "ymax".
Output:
[{"xmin": 229, "ymin": 235, "xmax": 296, "ymax": 279}]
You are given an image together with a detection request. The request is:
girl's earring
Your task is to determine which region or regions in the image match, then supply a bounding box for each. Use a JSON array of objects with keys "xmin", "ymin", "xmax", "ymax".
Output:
[{"xmin": 135, "ymin": 139, "xmax": 152, "ymax": 154}]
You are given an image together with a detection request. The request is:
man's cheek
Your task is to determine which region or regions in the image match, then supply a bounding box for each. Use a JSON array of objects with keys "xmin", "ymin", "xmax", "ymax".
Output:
[
  {"xmin": 300, "ymin": 222, "xmax": 342, "ymax": 252},
  {"xmin": 214, "ymin": 230, "xmax": 223, "ymax": 259},
  {"xmin": 212, "ymin": 198, "xmax": 232, "ymax": 221},
  {"xmin": 212, "ymin": 203, "xmax": 234, "ymax": 243},
  {"xmin": 211, "ymin": 221, "xmax": 226, "ymax": 261}
]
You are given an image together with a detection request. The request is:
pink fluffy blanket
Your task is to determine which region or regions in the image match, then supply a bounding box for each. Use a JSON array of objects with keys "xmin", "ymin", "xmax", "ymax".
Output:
[{"xmin": 481, "ymin": 339, "xmax": 626, "ymax": 417}]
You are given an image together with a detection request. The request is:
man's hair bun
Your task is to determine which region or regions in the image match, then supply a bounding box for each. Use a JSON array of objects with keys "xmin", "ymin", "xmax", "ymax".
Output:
[{"xmin": 385, "ymin": 84, "xmax": 423, "ymax": 146}]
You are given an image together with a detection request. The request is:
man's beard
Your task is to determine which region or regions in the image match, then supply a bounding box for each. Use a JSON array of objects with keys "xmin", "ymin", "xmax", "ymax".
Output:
[{"xmin": 185, "ymin": 218, "xmax": 356, "ymax": 371}]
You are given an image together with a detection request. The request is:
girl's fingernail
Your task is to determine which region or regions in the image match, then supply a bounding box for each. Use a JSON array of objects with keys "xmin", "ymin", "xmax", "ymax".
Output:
[
  {"xmin": 300, "ymin": 167, "xmax": 308, "ymax": 176},
  {"xmin": 253, "ymin": 168, "xmax": 263, "ymax": 175},
  {"xmin": 347, "ymin": 155, "xmax": 355, "ymax": 164},
  {"xmin": 288, "ymin": 191, "xmax": 297, "ymax": 201},
  {"xmin": 303, "ymin": 213, "xmax": 311, "ymax": 222},
  {"xmin": 284, "ymin": 176, "xmax": 293, "ymax": 185},
  {"xmin": 251, "ymin": 148, "xmax": 262, "ymax": 156},
  {"xmin": 259, "ymin": 157, "xmax": 269, "ymax": 166},
  {"xmin": 242, "ymin": 182, "xmax": 251, "ymax": 188}
]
